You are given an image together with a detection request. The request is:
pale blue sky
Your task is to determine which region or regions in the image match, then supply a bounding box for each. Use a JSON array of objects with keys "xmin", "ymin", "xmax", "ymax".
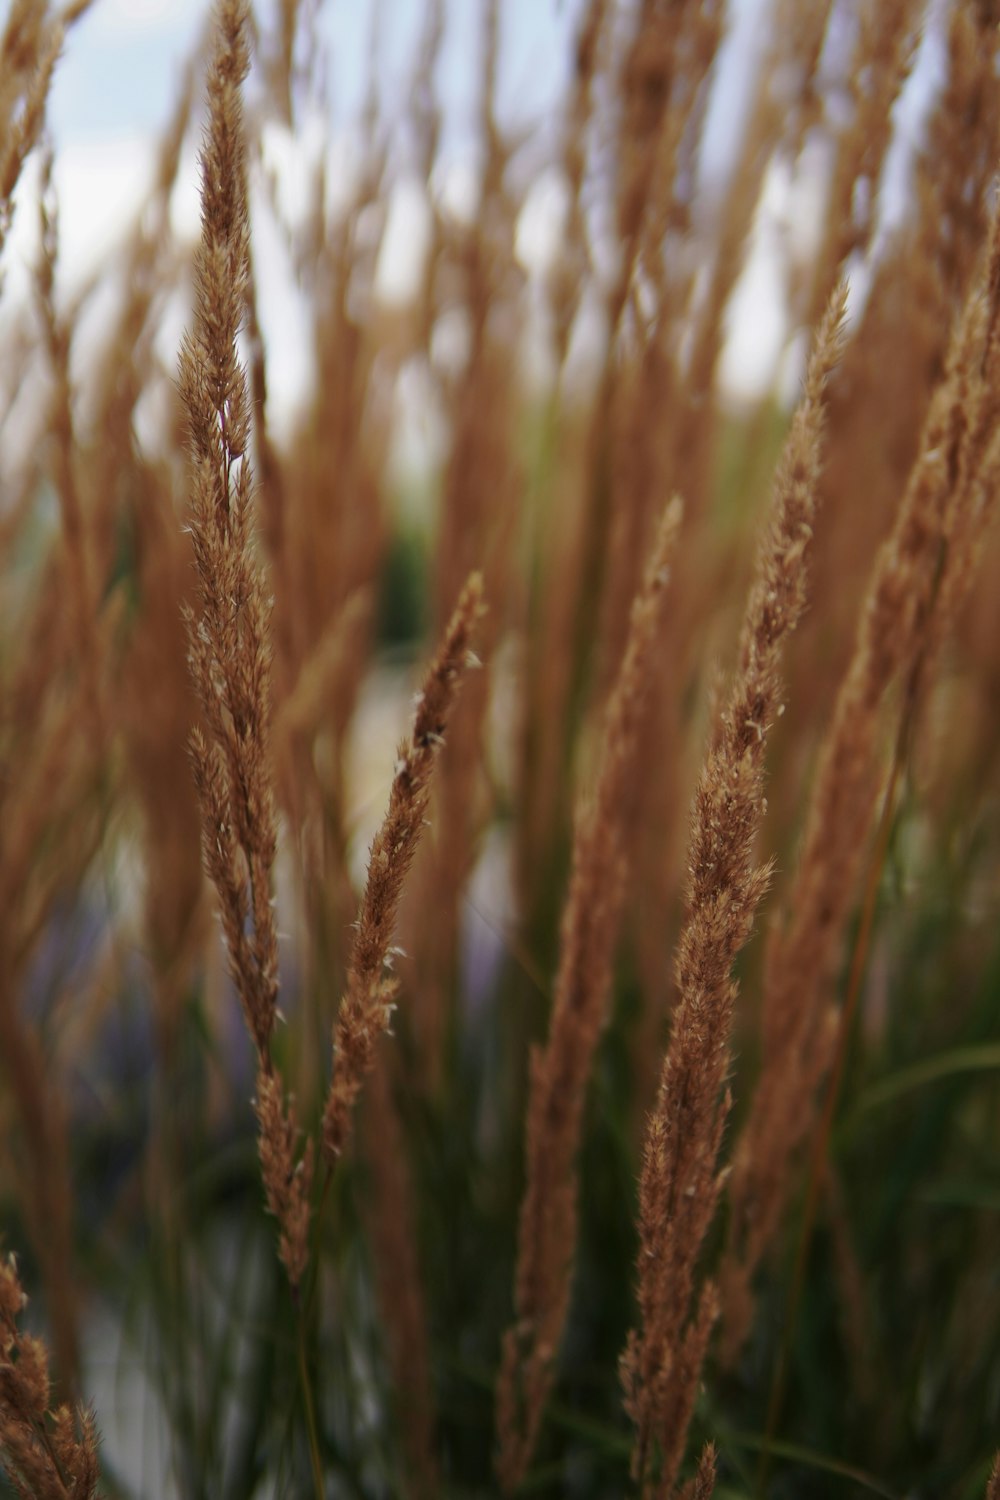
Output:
[
  {"xmin": 42, "ymin": 0, "xmax": 773, "ymax": 184},
  {"xmin": 0, "ymin": 0, "xmax": 944, "ymax": 413},
  {"xmin": 46, "ymin": 0, "xmax": 580, "ymax": 146}
]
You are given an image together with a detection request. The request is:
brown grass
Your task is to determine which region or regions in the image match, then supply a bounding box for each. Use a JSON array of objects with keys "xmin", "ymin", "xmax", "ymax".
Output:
[
  {"xmin": 0, "ymin": 1, "xmax": 998, "ymax": 1495},
  {"xmin": 620, "ymin": 287, "xmax": 847, "ymax": 1497},
  {"xmin": 0, "ymin": 1255, "xmax": 97, "ymax": 1499},
  {"xmin": 497, "ymin": 498, "xmax": 683, "ymax": 1490},
  {"xmin": 322, "ymin": 572, "xmax": 486, "ymax": 1166},
  {"xmin": 721, "ymin": 189, "xmax": 1000, "ymax": 1358}
]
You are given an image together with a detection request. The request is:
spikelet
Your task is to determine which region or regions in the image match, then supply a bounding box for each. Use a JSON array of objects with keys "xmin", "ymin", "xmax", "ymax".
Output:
[
  {"xmin": 179, "ymin": 0, "xmax": 312, "ymax": 1289},
  {"xmin": 179, "ymin": 0, "xmax": 278, "ymax": 1061},
  {"xmin": 496, "ymin": 499, "xmax": 683, "ymax": 1491},
  {"xmin": 986, "ymin": 1454, "xmax": 1000, "ymax": 1500},
  {"xmin": 322, "ymin": 573, "xmax": 486, "ymax": 1166},
  {"xmin": 622, "ymin": 287, "xmax": 847, "ymax": 1498},
  {"xmin": 0, "ymin": 1254, "xmax": 99, "ymax": 1499},
  {"xmin": 676, "ymin": 1442, "xmax": 717, "ymax": 1500},
  {"xmin": 720, "ymin": 186, "xmax": 1000, "ymax": 1362}
]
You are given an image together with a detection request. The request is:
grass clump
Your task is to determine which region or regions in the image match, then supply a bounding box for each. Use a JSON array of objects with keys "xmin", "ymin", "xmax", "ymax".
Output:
[{"xmin": 1, "ymin": 1, "xmax": 999, "ymax": 1497}]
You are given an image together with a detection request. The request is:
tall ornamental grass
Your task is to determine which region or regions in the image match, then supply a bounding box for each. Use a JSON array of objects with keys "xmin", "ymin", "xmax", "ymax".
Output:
[{"xmin": 1, "ymin": 1, "xmax": 998, "ymax": 1496}]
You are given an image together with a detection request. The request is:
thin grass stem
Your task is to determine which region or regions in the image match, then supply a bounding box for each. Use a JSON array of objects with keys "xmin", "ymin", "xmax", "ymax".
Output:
[
  {"xmin": 297, "ymin": 1301, "xmax": 325, "ymax": 1500},
  {"xmin": 756, "ymin": 708, "xmax": 907, "ymax": 1492}
]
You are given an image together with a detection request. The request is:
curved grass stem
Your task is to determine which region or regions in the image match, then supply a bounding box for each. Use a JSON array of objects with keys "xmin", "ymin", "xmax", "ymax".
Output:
[
  {"xmin": 297, "ymin": 1300, "xmax": 325, "ymax": 1500},
  {"xmin": 756, "ymin": 695, "xmax": 909, "ymax": 1494}
]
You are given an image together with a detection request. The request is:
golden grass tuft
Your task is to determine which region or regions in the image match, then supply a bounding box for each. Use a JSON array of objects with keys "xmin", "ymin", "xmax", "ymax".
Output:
[
  {"xmin": 622, "ymin": 286, "xmax": 847, "ymax": 1497},
  {"xmin": 322, "ymin": 572, "xmax": 486, "ymax": 1166},
  {"xmin": 497, "ymin": 498, "xmax": 683, "ymax": 1490},
  {"xmin": 0, "ymin": 1255, "xmax": 98, "ymax": 1500},
  {"xmin": 0, "ymin": 2, "xmax": 998, "ymax": 1495}
]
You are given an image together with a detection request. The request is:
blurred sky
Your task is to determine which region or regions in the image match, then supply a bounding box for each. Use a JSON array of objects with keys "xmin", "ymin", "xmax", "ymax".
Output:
[
  {"xmin": 0, "ymin": 0, "xmax": 941, "ymax": 428},
  {"xmin": 44, "ymin": 0, "xmax": 775, "ymax": 182}
]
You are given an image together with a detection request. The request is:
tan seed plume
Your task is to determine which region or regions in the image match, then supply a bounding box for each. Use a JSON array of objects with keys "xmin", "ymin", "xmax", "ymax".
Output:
[
  {"xmin": 622, "ymin": 286, "xmax": 847, "ymax": 1498},
  {"xmin": 0, "ymin": 1254, "xmax": 99, "ymax": 1499},
  {"xmin": 677, "ymin": 1442, "xmax": 717, "ymax": 1500},
  {"xmin": 179, "ymin": 0, "xmax": 312, "ymax": 1290},
  {"xmin": 720, "ymin": 176, "xmax": 1000, "ymax": 1363},
  {"xmin": 986, "ymin": 1454, "xmax": 1000, "ymax": 1500},
  {"xmin": 322, "ymin": 572, "xmax": 486, "ymax": 1167},
  {"xmin": 496, "ymin": 498, "xmax": 683, "ymax": 1492}
]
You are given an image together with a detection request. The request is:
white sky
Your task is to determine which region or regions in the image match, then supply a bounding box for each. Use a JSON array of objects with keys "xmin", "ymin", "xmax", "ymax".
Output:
[{"xmin": 0, "ymin": 0, "xmax": 942, "ymax": 432}]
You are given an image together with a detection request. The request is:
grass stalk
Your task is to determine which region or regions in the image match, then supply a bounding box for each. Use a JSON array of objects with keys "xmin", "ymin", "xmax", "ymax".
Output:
[{"xmin": 297, "ymin": 1301, "xmax": 325, "ymax": 1500}]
